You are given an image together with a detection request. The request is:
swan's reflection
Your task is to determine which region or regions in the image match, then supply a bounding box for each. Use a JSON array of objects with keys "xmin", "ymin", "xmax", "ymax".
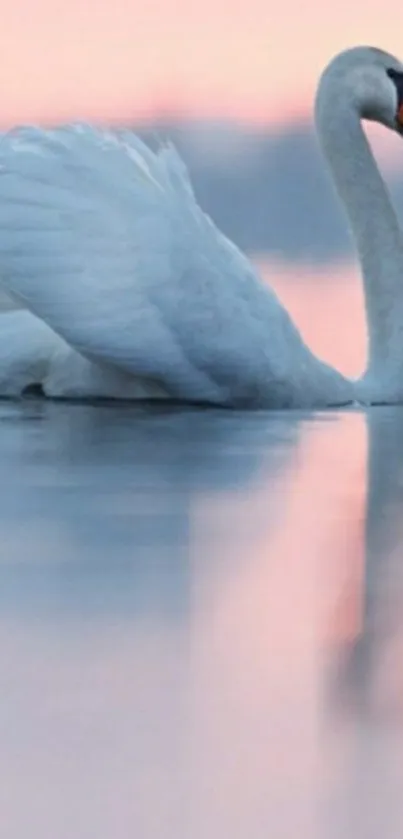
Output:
[
  {"xmin": 0, "ymin": 399, "xmax": 302, "ymax": 619},
  {"xmin": 328, "ymin": 407, "xmax": 403, "ymax": 718},
  {"xmin": 321, "ymin": 408, "xmax": 403, "ymax": 839},
  {"xmin": 0, "ymin": 399, "xmax": 309, "ymax": 839},
  {"xmin": 1, "ymin": 401, "xmax": 402, "ymax": 838}
]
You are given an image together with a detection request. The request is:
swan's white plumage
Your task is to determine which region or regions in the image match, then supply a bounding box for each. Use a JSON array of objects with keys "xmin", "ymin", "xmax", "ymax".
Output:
[
  {"xmin": 0, "ymin": 123, "xmax": 345, "ymax": 406},
  {"xmin": 0, "ymin": 308, "xmax": 170, "ymax": 399}
]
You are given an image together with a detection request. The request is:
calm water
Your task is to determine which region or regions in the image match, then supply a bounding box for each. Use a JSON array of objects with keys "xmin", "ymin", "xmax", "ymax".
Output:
[{"xmin": 1, "ymin": 267, "xmax": 403, "ymax": 838}]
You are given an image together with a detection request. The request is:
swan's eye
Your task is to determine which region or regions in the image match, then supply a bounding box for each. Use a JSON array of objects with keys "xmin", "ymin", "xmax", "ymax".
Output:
[{"xmin": 387, "ymin": 67, "xmax": 403, "ymax": 128}]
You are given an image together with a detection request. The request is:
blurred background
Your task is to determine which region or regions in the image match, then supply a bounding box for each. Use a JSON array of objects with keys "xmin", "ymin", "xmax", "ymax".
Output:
[{"xmin": 3, "ymin": 0, "xmax": 403, "ymax": 376}]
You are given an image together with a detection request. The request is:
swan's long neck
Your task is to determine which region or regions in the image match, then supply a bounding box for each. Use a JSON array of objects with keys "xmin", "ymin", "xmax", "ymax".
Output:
[{"xmin": 316, "ymin": 81, "xmax": 403, "ymax": 398}]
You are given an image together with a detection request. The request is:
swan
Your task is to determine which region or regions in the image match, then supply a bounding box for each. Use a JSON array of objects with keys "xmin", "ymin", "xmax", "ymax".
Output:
[{"xmin": 0, "ymin": 45, "xmax": 402, "ymax": 407}]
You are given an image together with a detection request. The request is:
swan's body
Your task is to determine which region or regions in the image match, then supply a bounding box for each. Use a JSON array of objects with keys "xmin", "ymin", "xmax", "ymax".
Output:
[{"xmin": 0, "ymin": 46, "xmax": 402, "ymax": 407}]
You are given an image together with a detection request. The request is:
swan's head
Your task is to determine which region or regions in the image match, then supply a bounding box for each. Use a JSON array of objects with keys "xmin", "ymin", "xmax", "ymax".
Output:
[{"xmin": 315, "ymin": 46, "xmax": 403, "ymax": 134}]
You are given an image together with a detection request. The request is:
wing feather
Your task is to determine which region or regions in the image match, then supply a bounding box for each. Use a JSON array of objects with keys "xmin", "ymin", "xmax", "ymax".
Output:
[{"xmin": 0, "ymin": 124, "xmax": 292, "ymax": 403}]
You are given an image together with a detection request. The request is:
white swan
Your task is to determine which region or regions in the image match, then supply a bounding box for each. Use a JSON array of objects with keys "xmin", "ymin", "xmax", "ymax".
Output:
[{"xmin": 0, "ymin": 45, "xmax": 402, "ymax": 407}]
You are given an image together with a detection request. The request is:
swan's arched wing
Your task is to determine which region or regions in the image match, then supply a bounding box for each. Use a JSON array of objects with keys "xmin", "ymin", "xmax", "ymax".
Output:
[
  {"xmin": 0, "ymin": 125, "xmax": 303, "ymax": 403},
  {"xmin": 0, "ymin": 126, "xmax": 214, "ymax": 398}
]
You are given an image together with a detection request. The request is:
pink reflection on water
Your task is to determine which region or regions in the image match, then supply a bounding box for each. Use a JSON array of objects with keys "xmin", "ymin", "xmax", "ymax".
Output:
[{"xmin": 190, "ymin": 412, "xmax": 367, "ymax": 837}]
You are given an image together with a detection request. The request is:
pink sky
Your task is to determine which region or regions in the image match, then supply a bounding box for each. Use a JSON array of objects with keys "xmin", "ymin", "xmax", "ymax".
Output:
[{"xmin": 1, "ymin": 0, "xmax": 403, "ymax": 126}]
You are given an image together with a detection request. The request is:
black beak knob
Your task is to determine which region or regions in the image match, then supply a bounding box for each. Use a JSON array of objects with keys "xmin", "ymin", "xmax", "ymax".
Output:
[{"xmin": 387, "ymin": 67, "xmax": 403, "ymax": 110}]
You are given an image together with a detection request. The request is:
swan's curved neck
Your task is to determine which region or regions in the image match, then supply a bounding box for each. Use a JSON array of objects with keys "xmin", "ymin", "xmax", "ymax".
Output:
[{"xmin": 316, "ymin": 88, "xmax": 403, "ymax": 396}]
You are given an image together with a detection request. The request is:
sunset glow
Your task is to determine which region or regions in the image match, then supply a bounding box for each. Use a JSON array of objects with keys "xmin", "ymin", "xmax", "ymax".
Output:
[{"xmin": 2, "ymin": 0, "xmax": 403, "ymax": 126}]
